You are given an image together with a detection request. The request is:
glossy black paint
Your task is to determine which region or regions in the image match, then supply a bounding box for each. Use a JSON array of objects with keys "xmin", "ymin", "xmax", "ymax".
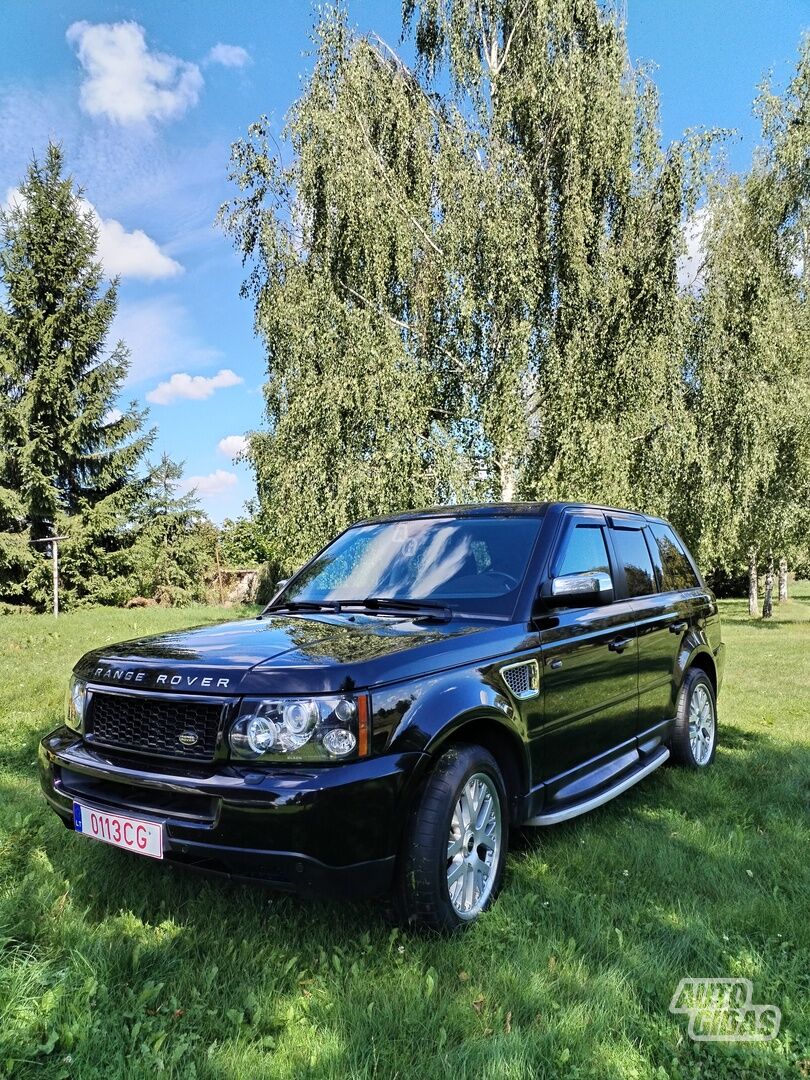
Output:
[{"xmin": 39, "ymin": 501, "xmax": 725, "ymax": 895}]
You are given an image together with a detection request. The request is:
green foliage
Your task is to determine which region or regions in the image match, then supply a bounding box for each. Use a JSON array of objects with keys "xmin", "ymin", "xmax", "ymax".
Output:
[
  {"xmin": 408, "ymin": 0, "xmax": 711, "ymax": 510},
  {"xmin": 223, "ymin": 14, "xmax": 472, "ymax": 572},
  {"xmin": 224, "ymin": 3, "xmax": 713, "ymax": 572},
  {"xmin": 1, "ymin": 592, "xmax": 808, "ymax": 1076},
  {"xmin": 683, "ymin": 37, "xmax": 810, "ymax": 577},
  {"xmin": 0, "ymin": 143, "xmax": 153, "ymax": 610},
  {"xmin": 223, "ymin": 6, "xmax": 810, "ymax": 592},
  {"xmin": 218, "ymin": 501, "xmax": 271, "ymax": 567},
  {"xmin": 125, "ymin": 455, "xmax": 216, "ymax": 606}
]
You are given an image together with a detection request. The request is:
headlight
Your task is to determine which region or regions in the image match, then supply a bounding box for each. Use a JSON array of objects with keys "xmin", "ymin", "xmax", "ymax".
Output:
[
  {"xmin": 229, "ymin": 693, "xmax": 370, "ymax": 762},
  {"xmin": 66, "ymin": 675, "xmax": 87, "ymax": 730}
]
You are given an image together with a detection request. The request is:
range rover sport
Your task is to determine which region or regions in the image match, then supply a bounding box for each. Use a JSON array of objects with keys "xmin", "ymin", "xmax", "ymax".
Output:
[{"xmin": 39, "ymin": 502, "xmax": 725, "ymax": 930}]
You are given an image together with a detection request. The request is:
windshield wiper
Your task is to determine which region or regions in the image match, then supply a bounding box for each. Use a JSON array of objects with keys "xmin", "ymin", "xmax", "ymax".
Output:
[
  {"xmin": 261, "ymin": 596, "xmax": 453, "ymax": 622},
  {"xmin": 358, "ymin": 597, "xmax": 453, "ymax": 622},
  {"xmin": 260, "ymin": 599, "xmax": 343, "ymax": 617}
]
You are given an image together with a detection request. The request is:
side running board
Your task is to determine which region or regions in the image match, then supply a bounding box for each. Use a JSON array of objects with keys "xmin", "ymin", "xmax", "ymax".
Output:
[{"xmin": 525, "ymin": 747, "xmax": 670, "ymax": 827}]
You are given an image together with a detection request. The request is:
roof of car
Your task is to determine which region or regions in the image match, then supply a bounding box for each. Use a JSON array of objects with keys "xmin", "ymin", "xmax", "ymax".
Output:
[{"xmin": 355, "ymin": 501, "xmax": 651, "ymax": 525}]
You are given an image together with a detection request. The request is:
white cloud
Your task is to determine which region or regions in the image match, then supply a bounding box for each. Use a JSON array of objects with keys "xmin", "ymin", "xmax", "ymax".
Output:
[
  {"xmin": 4, "ymin": 188, "xmax": 181, "ymax": 280},
  {"xmin": 66, "ymin": 20, "xmax": 203, "ymax": 125},
  {"xmin": 181, "ymin": 469, "xmax": 239, "ymax": 497},
  {"xmin": 678, "ymin": 208, "xmax": 709, "ymax": 293},
  {"xmin": 146, "ymin": 369, "xmax": 243, "ymax": 405},
  {"xmin": 88, "ymin": 204, "xmax": 182, "ymax": 279},
  {"xmin": 113, "ymin": 296, "xmax": 221, "ymax": 385},
  {"xmin": 207, "ymin": 43, "xmax": 251, "ymax": 68},
  {"xmin": 104, "ymin": 408, "xmax": 123, "ymax": 425},
  {"xmin": 218, "ymin": 434, "xmax": 249, "ymax": 459},
  {"xmin": 2, "ymin": 187, "xmax": 25, "ymax": 214}
]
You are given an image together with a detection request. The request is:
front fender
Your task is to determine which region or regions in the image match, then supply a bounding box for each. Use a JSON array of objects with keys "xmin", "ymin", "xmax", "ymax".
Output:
[
  {"xmin": 373, "ymin": 667, "xmax": 525, "ymax": 754},
  {"xmin": 371, "ymin": 667, "xmax": 530, "ymax": 803}
]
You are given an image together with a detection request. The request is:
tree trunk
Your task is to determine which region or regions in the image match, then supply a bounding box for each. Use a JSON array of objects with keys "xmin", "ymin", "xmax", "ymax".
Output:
[
  {"xmin": 778, "ymin": 558, "xmax": 788, "ymax": 603},
  {"xmin": 762, "ymin": 551, "xmax": 774, "ymax": 619},
  {"xmin": 499, "ymin": 459, "xmax": 516, "ymax": 502},
  {"xmin": 747, "ymin": 547, "xmax": 758, "ymax": 617}
]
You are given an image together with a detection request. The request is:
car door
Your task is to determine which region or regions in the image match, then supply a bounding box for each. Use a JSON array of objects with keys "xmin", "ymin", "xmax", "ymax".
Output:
[
  {"xmin": 607, "ymin": 516, "xmax": 677, "ymax": 750},
  {"xmin": 628, "ymin": 520, "xmax": 706, "ymax": 748},
  {"xmin": 534, "ymin": 511, "xmax": 640, "ymax": 800}
]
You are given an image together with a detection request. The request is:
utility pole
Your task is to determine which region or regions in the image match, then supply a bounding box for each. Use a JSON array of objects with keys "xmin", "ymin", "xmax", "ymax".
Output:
[{"xmin": 30, "ymin": 535, "xmax": 67, "ymax": 618}]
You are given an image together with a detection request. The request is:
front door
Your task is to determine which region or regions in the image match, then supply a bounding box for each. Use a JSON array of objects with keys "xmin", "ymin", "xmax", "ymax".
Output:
[{"xmin": 533, "ymin": 512, "xmax": 640, "ymax": 802}]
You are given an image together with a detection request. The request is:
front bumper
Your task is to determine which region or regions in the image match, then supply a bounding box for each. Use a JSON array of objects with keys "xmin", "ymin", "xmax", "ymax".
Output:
[{"xmin": 39, "ymin": 728, "xmax": 427, "ymax": 897}]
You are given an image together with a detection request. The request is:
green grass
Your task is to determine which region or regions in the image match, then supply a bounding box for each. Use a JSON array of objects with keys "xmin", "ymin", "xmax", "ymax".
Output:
[{"xmin": 1, "ymin": 592, "xmax": 808, "ymax": 1079}]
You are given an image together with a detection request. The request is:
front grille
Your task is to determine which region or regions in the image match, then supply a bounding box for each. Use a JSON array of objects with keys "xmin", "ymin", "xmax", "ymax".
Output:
[{"xmin": 88, "ymin": 692, "xmax": 223, "ymax": 761}]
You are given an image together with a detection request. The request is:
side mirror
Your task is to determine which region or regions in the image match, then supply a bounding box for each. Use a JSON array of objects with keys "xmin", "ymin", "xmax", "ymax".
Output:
[{"xmin": 547, "ymin": 571, "xmax": 614, "ymax": 607}]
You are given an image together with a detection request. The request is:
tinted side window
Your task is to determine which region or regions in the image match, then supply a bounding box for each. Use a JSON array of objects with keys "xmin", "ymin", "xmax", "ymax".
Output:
[
  {"xmin": 556, "ymin": 524, "xmax": 610, "ymax": 577},
  {"xmin": 650, "ymin": 524, "xmax": 700, "ymax": 591},
  {"xmin": 611, "ymin": 527, "xmax": 656, "ymax": 597}
]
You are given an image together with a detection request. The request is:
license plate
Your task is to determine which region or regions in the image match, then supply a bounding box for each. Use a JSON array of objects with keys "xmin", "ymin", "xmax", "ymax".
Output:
[{"xmin": 73, "ymin": 802, "xmax": 163, "ymax": 859}]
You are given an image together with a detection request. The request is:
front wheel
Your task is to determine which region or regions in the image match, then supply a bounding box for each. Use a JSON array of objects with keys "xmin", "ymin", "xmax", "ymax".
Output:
[
  {"xmin": 670, "ymin": 668, "xmax": 717, "ymax": 768},
  {"xmin": 394, "ymin": 744, "xmax": 508, "ymax": 932}
]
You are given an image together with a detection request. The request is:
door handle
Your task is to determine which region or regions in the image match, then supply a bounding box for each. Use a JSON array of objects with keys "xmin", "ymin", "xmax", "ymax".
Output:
[
  {"xmin": 608, "ymin": 636, "xmax": 633, "ymax": 653},
  {"xmin": 668, "ymin": 621, "xmax": 689, "ymax": 634}
]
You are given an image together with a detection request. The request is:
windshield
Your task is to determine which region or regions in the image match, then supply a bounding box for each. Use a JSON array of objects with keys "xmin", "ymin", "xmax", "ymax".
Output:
[{"xmin": 276, "ymin": 514, "xmax": 543, "ymax": 618}]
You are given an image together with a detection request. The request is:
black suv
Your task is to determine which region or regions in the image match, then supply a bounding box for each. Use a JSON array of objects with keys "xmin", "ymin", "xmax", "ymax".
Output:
[{"xmin": 40, "ymin": 503, "xmax": 724, "ymax": 930}]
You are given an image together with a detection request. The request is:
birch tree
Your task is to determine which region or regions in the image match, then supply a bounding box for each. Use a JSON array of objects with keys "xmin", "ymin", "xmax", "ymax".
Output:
[
  {"xmin": 225, "ymin": 2, "xmax": 705, "ymax": 568},
  {"xmin": 688, "ymin": 37, "xmax": 810, "ymax": 612}
]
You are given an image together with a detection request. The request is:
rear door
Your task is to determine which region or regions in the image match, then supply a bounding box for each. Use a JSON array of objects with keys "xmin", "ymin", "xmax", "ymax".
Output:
[
  {"xmin": 633, "ymin": 521, "xmax": 707, "ymax": 745},
  {"xmin": 535, "ymin": 511, "xmax": 640, "ymax": 789},
  {"xmin": 608, "ymin": 517, "xmax": 675, "ymax": 750}
]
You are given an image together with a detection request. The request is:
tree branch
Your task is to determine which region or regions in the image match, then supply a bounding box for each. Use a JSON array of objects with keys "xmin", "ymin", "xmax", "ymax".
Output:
[
  {"xmin": 338, "ymin": 278, "xmax": 465, "ymax": 376},
  {"xmin": 350, "ymin": 104, "xmax": 445, "ymax": 259},
  {"xmin": 495, "ymin": 0, "xmax": 531, "ymax": 76}
]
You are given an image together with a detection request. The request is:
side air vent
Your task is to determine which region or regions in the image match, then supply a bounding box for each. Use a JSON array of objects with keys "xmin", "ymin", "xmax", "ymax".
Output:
[{"xmin": 500, "ymin": 659, "xmax": 540, "ymax": 700}]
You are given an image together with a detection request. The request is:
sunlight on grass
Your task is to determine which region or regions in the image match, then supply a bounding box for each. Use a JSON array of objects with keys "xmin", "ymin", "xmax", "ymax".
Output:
[{"xmin": 1, "ymin": 593, "xmax": 808, "ymax": 1078}]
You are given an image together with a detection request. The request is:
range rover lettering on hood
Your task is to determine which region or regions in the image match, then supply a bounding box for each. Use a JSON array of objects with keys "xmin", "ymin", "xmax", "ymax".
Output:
[{"xmin": 92, "ymin": 666, "xmax": 230, "ymax": 689}]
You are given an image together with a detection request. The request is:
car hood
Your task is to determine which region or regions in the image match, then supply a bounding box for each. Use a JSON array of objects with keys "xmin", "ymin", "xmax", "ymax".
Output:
[{"xmin": 75, "ymin": 612, "xmax": 522, "ymax": 695}]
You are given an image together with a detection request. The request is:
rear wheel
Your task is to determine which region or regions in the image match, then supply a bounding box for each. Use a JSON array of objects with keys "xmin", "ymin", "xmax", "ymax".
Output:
[
  {"xmin": 394, "ymin": 744, "xmax": 508, "ymax": 931},
  {"xmin": 670, "ymin": 668, "xmax": 717, "ymax": 768}
]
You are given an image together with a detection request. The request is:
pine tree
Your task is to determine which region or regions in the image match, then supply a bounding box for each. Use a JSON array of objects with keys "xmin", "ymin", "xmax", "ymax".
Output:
[
  {"xmin": 0, "ymin": 143, "xmax": 152, "ymax": 608},
  {"xmin": 128, "ymin": 454, "xmax": 216, "ymax": 605}
]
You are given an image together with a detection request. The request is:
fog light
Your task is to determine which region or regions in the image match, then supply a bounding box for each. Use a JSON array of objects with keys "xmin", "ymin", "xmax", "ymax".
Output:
[
  {"xmin": 322, "ymin": 728, "xmax": 357, "ymax": 757},
  {"xmin": 247, "ymin": 716, "xmax": 277, "ymax": 753}
]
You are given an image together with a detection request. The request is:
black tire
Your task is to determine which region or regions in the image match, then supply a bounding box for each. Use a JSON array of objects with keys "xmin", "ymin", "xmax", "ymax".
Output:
[
  {"xmin": 393, "ymin": 743, "xmax": 508, "ymax": 932},
  {"xmin": 670, "ymin": 668, "xmax": 718, "ymax": 768}
]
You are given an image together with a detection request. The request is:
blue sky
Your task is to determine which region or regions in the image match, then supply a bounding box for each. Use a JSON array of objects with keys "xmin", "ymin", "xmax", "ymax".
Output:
[{"xmin": 1, "ymin": 1, "xmax": 808, "ymax": 521}]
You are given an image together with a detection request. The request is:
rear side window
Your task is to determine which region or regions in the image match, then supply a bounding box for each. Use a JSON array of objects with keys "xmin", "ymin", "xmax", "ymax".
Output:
[
  {"xmin": 556, "ymin": 524, "xmax": 610, "ymax": 577},
  {"xmin": 650, "ymin": 523, "xmax": 700, "ymax": 591},
  {"xmin": 611, "ymin": 527, "xmax": 656, "ymax": 597}
]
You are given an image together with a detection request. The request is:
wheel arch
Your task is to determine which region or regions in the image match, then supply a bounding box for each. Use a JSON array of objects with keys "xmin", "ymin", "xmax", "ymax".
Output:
[
  {"xmin": 426, "ymin": 714, "xmax": 529, "ymax": 824},
  {"xmin": 685, "ymin": 648, "xmax": 718, "ymax": 696}
]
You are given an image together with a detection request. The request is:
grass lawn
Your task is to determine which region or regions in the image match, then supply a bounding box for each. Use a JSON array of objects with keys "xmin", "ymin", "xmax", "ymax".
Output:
[{"xmin": 1, "ymin": 591, "xmax": 808, "ymax": 1079}]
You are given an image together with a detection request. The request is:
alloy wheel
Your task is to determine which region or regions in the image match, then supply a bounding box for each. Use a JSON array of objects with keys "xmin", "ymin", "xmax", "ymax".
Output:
[
  {"xmin": 446, "ymin": 772, "xmax": 503, "ymax": 919},
  {"xmin": 689, "ymin": 683, "xmax": 715, "ymax": 765}
]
